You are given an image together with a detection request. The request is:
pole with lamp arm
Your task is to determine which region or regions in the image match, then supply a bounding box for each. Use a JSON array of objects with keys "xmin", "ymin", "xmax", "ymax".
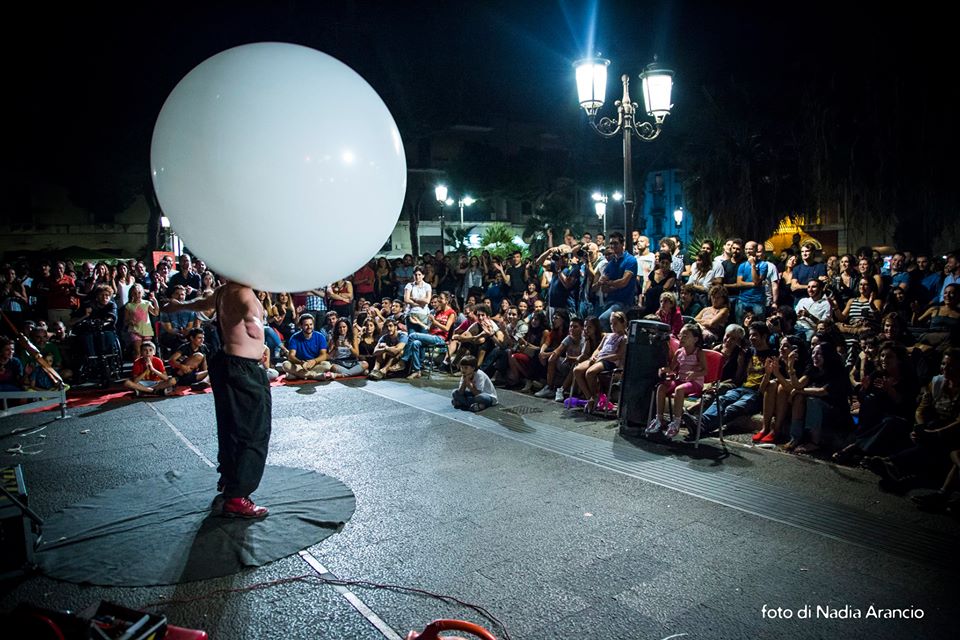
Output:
[
  {"xmin": 435, "ymin": 185, "xmax": 448, "ymax": 253},
  {"xmin": 575, "ymin": 57, "xmax": 674, "ymax": 254}
]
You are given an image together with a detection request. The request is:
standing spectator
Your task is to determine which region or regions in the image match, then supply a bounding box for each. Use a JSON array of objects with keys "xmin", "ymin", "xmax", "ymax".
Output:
[
  {"xmin": 1, "ymin": 266, "xmax": 29, "ymax": 326},
  {"xmin": 715, "ymin": 238, "xmax": 744, "ymax": 309},
  {"xmin": 167, "ymin": 255, "xmax": 203, "ymax": 299},
  {"xmin": 353, "ymin": 260, "xmax": 376, "ymax": 303},
  {"xmin": 46, "ymin": 261, "xmax": 79, "ymax": 326},
  {"xmin": 632, "ymin": 232, "xmax": 656, "ymax": 294},
  {"xmin": 936, "ymin": 253, "xmax": 960, "ymax": 305},
  {"xmin": 460, "ymin": 256, "xmax": 485, "ymax": 304},
  {"xmin": 756, "ymin": 244, "xmax": 781, "ymax": 310},
  {"xmin": 404, "ymin": 267, "xmax": 433, "ymax": 334},
  {"xmin": 124, "ymin": 283, "xmax": 159, "ymax": 359},
  {"xmin": 374, "ymin": 257, "xmax": 394, "ymax": 300},
  {"xmin": 394, "ymin": 254, "xmax": 415, "ymax": 290},
  {"xmin": 686, "ymin": 249, "xmax": 721, "ymax": 307},
  {"xmin": 114, "ymin": 262, "xmax": 136, "ymax": 308},
  {"xmin": 539, "ymin": 248, "xmax": 578, "ymax": 321},
  {"xmin": 788, "ymin": 242, "xmax": 827, "ymax": 301},
  {"xmin": 659, "ymin": 237, "xmax": 685, "ymax": 278},
  {"xmin": 597, "ymin": 232, "xmax": 638, "ymax": 331},
  {"xmin": 578, "ymin": 243, "xmax": 607, "ymax": 319},
  {"xmin": 499, "ymin": 250, "xmax": 528, "ymax": 304},
  {"xmin": 303, "ymin": 287, "xmax": 327, "ymax": 316},
  {"xmin": 327, "ymin": 278, "xmax": 354, "ymax": 320},
  {"xmin": 735, "ymin": 240, "xmax": 769, "ymax": 323}
]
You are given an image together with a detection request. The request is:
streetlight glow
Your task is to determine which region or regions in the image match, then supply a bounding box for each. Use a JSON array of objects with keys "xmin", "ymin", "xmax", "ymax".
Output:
[
  {"xmin": 612, "ymin": 192, "xmax": 623, "ymax": 202},
  {"xmin": 575, "ymin": 58, "xmax": 610, "ymax": 117},
  {"xmin": 595, "ymin": 201, "xmax": 607, "ymax": 219},
  {"xmin": 673, "ymin": 206, "xmax": 684, "ymax": 227},
  {"xmin": 640, "ymin": 62, "xmax": 674, "ymax": 121},
  {"xmin": 434, "ymin": 185, "xmax": 448, "ymax": 203}
]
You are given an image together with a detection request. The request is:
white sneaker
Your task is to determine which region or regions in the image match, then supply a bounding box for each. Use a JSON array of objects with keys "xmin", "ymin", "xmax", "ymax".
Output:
[
  {"xmin": 645, "ymin": 417, "xmax": 662, "ymax": 435},
  {"xmin": 665, "ymin": 417, "xmax": 682, "ymax": 438},
  {"xmin": 554, "ymin": 388, "xmax": 565, "ymax": 402},
  {"xmin": 534, "ymin": 386, "xmax": 555, "ymax": 398}
]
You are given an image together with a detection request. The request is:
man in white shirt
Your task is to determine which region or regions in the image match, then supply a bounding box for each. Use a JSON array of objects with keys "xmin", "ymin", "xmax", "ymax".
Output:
[
  {"xmin": 795, "ymin": 279, "xmax": 831, "ymax": 341},
  {"xmin": 632, "ymin": 232, "xmax": 655, "ymax": 293}
]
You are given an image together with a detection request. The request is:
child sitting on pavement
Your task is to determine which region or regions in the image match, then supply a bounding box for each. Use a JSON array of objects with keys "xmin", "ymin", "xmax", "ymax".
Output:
[
  {"xmin": 452, "ymin": 355, "xmax": 498, "ymax": 413},
  {"xmin": 123, "ymin": 341, "xmax": 177, "ymax": 396}
]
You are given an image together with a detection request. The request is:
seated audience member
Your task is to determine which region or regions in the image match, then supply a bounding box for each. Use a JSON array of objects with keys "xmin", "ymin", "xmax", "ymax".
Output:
[
  {"xmin": 356, "ymin": 317, "xmax": 380, "ymax": 366},
  {"xmin": 124, "ymin": 283, "xmax": 159, "ymax": 359},
  {"xmin": 783, "ymin": 337, "xmax": 851, "ymax": 454},
  {"xmin": 641, "ymin": 251, "xmax": 677, "ymax": 316},
  {"xmin": 158, "ymin": 285, "xmax": 200, "ymax": 353},
  {"xmin": 522, "ymin": 282, "xmax": 541, "ymax": 309},
  {"xmin": 795, "ymin": 279, "xmax": 831, "ymax": 341},
  {"xmin": 260, "ymin": 344, "xmax": 280, "ymax": 381},
  {"xmin": 452, "ymin": 355, "xmax": 498, "ymax": 413},
  {"xmin": 537, "ymin": 316, "xmax": 586, "ymax": 402},
  {"xmin": 689, "ymin": 321, "xmax": 774, "ymax": 435},
  {"xmin": 573, "ymin": 310, "xmax": 628, "ymax": 414},
  {"xmin": 862, "ymin": 349, "xmax": 960, "ymax": 501},
  {"xmin": 282, "ymin": 313, "xmax": 331, "ymax": 380},
  {"xmin": 518, "ymin": 310, "xmax": 568, "ymax": 394},
  {"xmin": 168, "ymin": 328, "xmax": 210, "ymax": 387},
  {"xmin": 403, "ymin": 292, "xmax": 457, "ymax": 379},
  {"xmin": 122, "ymin": 342, "xmax": 177, "ymax": 396},
  {"xmin": 479, "ymin": 306, "xmax": 527, "ymax": 382},
  {"xmin": 368, "ymin": 318, "xmax": 408, "ymax": 380},
  {"xmin": 647, "ymin": 323, "xmax": 708, "ymax": 438},
  {"xmin": 695, "ymin": 285, "xmax": 731, "ymax": 346},
  {"xmin": 679, "ymin": 285, "xmax": 704, "ymax": 318},
  {"xmin": 271, "ymin": 292, "xmax": 297, "ymax": 339},
  {"xmin": 46, "ymin": 261, "xmax": 80, "ymax": 326},
  {"xmin": 28, "ymin": 326, "xmax": 71, "ymax": 382},
  {"xmin": 832, "ymin": 341, "xmax": 918, "ymax": 462},
  {"xmin": 915, "ymin": 283, "xmax": 959, "ymax": 352},
  {"xmin": 713, "ymin": 324, "xmax": 746, "ymax": 384},
  {"xmin": 449, "ymin": 305, "xmax": 497, "ymax": 368},
  {"xmin": 0, "ymin": 338, "xmax": 24, "ymax": 391},
  {"xmin": 72, "ymin": 284, "xmax": 119, "ymax": 360},
  {"xmin": 506, "ymin": 310, "xmax": 547, "ymax": 388},
  {"xmin": 650, "ymin": 291, "xmax": 684, "ymax": 336},
  {"xmin": 754, "ymin": 335, "xmax": 805, "ymax": 444},
  {"xmin": 319, "ymin": 310, "xmax": 340, "ymax": 343},
  {"xmin": 324, "ymin": 318, "xmax": 367, "ymax": 379}
]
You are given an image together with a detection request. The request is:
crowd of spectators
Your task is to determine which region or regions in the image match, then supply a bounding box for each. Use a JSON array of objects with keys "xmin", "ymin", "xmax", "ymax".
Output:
[{"xmin": 2, "ymin": 231, "xmax": 958, "ymax": 510}]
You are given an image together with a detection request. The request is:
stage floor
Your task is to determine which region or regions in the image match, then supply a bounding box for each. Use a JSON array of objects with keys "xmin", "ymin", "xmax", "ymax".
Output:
[{"xmin": 2, "ymin": 375, "xmax": 957, "ymax": 639}]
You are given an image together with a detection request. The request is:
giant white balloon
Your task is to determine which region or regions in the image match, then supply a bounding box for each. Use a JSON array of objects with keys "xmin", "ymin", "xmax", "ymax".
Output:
[{"xmin": 151, "ymin": 43, "xmax": 406, "ymax": 292}]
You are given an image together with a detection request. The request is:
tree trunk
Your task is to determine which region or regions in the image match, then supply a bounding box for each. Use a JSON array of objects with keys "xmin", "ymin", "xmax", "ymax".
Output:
[{"xmin": 408, "ymin": 191, "xmax": 422, "ymax": 257}]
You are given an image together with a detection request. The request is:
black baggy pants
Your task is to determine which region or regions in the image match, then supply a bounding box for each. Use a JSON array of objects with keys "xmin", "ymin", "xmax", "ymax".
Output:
[{"xmin": 209, "ymin": 352, "xmax": 272, "ymax": 499}]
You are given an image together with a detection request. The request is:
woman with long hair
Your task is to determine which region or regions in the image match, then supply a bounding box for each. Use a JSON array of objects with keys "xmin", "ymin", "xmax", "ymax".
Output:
[
  {"xmin": 357, "ymin": 317, "xmax": 380, "ymax": 369},
  {"xmin": 694, "ymin": 285, "xmax": 731, "ymax": 346},
  {"xmin": 686, "ymin": 249, "xmax": 719, "ymax": 306},
  {"xmin": 114, "ymin": 262, "xmax": 136, "ymax": 307},
  {"xmin": 641, "ymin": 251, "xmax": 677, "ymax": 316},
  {"xmin": 461, "ymin": 255, "xmax": 485, "ymax": 303},
  {"xmin": 782, "ymin": 337, "xmax": 851, "ymax": 454},
  {"xmin": 778, "ymin": 254, "xmax": 798, "ymax": 306},
  {"xmin": 325, "ymin": 318, "xmax": 367, "ymax": 379},
  {"xmin": 830, "ymin": 254, "xmax": 859, "ymax": 308},
  {"xmin": 857, "ymin": 256, "xmax": 885, "ymax": 299},
  {"xmin": 506, "ymin": 310, "xmax": 547, "ymax": 388},
  {"xmin": 573, "ymin": 310, "xmax": 628, "ymax": 414},
  {"xmin": 271, "ymin": 292, "xmax": 297, "ymax": 339},
  {"xmin": 123, "ymin": 283, "xmax": 158, "ymax": 359}
]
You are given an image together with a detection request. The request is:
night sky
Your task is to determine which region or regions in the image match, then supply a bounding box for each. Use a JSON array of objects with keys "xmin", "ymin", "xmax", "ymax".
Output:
[{"xmin": 8, "ymin": 0, "xmax": 954, "ymax": 224}]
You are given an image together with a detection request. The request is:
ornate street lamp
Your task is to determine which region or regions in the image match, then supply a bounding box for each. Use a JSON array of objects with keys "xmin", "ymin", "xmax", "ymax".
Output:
[
  {"xmin": 575, "ymin": 56, "xmax": 674, "ymax": 252},
  {"xmin": 673, "ymin": 206, "xmax": 684, "ymax": 229}
]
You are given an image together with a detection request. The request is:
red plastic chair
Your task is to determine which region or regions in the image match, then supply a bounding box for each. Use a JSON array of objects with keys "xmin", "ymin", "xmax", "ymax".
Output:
[{"xmin": 647, "ymin": 348, "xmax": 725, "ymax": 448}]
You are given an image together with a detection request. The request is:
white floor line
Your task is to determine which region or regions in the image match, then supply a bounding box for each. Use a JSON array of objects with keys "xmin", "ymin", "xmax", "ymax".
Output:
[
  {"xmin": 145, "ymin": 402, "xmax": 216, "ymax": 468},
  {"xmin": 299, "ymin": 550, "xmax": 403, "ymax": 640}
]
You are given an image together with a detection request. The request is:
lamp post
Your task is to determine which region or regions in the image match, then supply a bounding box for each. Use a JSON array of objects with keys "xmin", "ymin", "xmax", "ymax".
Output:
[
  {"xmin": 435, "ymin": 185, "xmax": 448, "ymax": 253},
  {"xmin": 575, "ymin": 56, "xmax": 674, "ymax": 253},
  {"xmin": 458, "ymin": 196, "xmax": 475, "ymax": 225},
  {"xmin": 673, "ymin": 206, "xmax": 683, "ymax": 229}
]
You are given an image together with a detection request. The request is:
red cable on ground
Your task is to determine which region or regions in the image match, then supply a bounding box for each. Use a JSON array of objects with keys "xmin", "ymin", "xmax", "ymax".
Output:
[{"xmin": 141, "ymin": 573, "xmax": 512, "ymax": 640}]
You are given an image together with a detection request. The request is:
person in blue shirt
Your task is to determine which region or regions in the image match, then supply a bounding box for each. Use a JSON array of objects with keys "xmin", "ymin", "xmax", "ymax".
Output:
[
  {"xmin": 735, "ymin": 241, "xmax": 769, "ymax": 323},
  {"xmin": 788, "ymin": 242, "xmax": 827, "ymax": 302},
  {"xmin": 597, "ymin": 232, "xmax": 638, "ymax": 331},
  {"xmin": 281, "ymin": 313, "xmax": 330, "ymax": 380}
]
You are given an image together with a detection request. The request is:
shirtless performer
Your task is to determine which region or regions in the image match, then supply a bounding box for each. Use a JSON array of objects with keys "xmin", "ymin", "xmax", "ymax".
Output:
[{"xmin": 163, "ymin": 281, "xmax": 271, "ymax": 518}]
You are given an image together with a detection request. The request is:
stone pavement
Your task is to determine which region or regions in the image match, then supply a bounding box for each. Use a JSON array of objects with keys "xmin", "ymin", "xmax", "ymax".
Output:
[{"xmin": 1, "ymin": 374, "xmax": 956, "ymax": 639}]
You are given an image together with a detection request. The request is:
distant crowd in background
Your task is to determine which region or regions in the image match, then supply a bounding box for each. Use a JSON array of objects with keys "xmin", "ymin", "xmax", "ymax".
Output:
[{"xmin": 2, "ymin": 229, "xmax": 959, "ymax": 511}]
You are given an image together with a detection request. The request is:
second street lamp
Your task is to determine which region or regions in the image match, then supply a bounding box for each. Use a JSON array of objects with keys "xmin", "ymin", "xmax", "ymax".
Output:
[{"xmin": 575, "ymin": 56, "xmax": 674, "ymax": 253}]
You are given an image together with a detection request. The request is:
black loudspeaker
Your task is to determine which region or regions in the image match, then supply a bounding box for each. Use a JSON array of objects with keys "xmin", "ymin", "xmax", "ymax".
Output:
[{"xmin": 619, "ymin": 320, "xmax": 671, "ymax": 433}]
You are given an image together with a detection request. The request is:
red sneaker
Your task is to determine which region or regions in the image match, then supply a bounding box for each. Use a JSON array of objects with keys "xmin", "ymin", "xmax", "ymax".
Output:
[
  {"xmin": 760, "ymin": 431, "xmax": 777, "ymax": 444},
  {"xmin": 751, "ymin": 431, "xmax": 766, "ymax": 443},
  {"xmin": 222, "ymin": 497, "xmax": 269, "ymax": 519}
]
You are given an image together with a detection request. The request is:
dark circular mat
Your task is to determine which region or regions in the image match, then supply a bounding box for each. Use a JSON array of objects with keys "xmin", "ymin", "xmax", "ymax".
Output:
[{"xmin": 37, "ymin": 465, "xmax": 355, "ymax": 586}]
